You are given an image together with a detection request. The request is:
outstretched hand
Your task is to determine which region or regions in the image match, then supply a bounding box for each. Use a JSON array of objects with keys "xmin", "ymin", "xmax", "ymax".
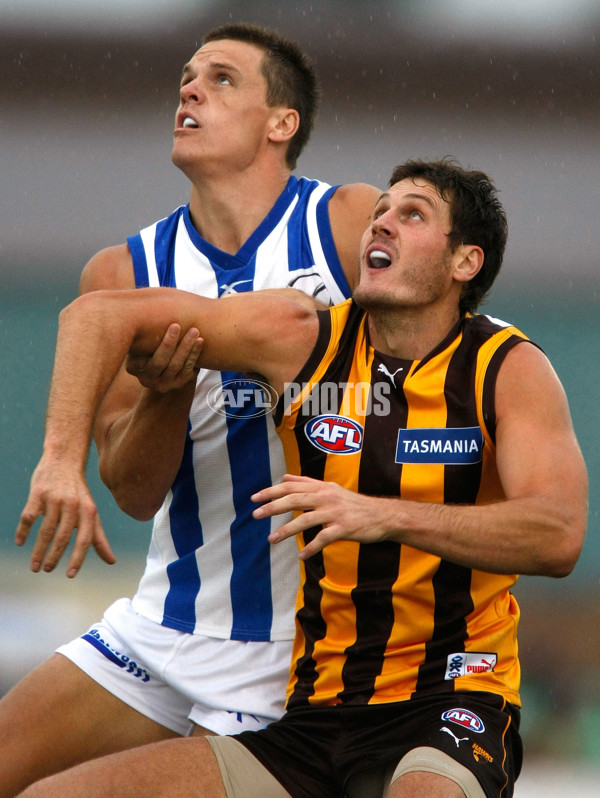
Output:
[
  {"xmin": 15, "ymin": 457, "xmax": 116, "ymax": 578},
  {"xmin": 252, "ymin": 474, "xmax": 398, "ymax": 560},
  {"xmin": 126, "ymin": 324, "xmax": 204, "ymax": 392}
]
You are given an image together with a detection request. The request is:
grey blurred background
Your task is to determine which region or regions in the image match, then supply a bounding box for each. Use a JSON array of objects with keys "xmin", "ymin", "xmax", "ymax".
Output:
[{"xmin": 1, "ymin": 1, "xmax": 599, "ymax": 793}]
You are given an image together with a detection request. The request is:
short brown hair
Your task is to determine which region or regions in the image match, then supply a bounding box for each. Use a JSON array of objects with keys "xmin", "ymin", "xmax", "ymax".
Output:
[{"xmin": 389, "ymin": 158, "xmax": 508, "ymax": 314}]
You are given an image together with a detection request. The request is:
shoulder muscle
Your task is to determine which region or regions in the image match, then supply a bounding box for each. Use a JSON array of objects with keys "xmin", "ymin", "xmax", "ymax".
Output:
[
  {"xmin": 79, "ymin": 243, "xmax": 135, "ymax": 294},
  {"xmin": 328, "ymin": 182, "xmax": 380, "ymax": 289}
]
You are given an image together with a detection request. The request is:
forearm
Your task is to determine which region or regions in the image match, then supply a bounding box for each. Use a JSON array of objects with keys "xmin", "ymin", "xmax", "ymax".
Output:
[
  {"xmin": 45, "ymin": 286, "xmax": 314, "ymax": 484},
  {"xmin": 256, "ymin": 476, "xmax": 585, "ymax": 578},
  {"xmin": 98, "ymin": 384, "xmax": 194, "ymax": 520},
  {"xmin": 388, "ymin": 496, "xmax": 584, "ymax": 578},
  {"xmin": 43, "ymin": 301, "xmax": 138, "ymax": 468}
]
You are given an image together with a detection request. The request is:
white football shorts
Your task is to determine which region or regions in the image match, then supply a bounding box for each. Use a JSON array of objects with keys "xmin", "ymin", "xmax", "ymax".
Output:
[{"xmin": 56, "ymin": 597, "xmax": 293, "ymax": 736}]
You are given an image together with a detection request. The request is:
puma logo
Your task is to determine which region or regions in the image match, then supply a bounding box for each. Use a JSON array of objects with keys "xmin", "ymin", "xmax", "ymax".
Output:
[
  {"xmin": 441, "ymin": 726, "xmax": 469, "ymax": 747},
  {"xmin": 377, "ymin": 362, "xmax": 403, "ymax": 387}
]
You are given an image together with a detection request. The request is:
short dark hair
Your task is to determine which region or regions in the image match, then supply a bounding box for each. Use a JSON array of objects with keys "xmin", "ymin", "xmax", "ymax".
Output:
[
  {"xmin": 388, "ymin": 158, "xmax": 508, "ymax": 314},
  {"xmin": 203, "ymin": 23, "xmax": 320, "ymax": 169}
]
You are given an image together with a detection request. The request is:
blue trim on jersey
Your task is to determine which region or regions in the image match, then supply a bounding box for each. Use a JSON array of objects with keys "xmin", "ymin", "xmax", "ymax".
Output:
[
  {"xmin": 315, "ymin": 184, "xmax": 350, "ymax": 297},
  {"xmin": 285, "ymin": 181, "xmax": 350, "ymax": 300},
  {"xmin": 127, "ymin": 208, "xmax": 183, "ymax": 288},
  {"xmin": 285, "ymin": 182, "xmax": 309, "ymax": 273},
  {"xmin": 127, "ymin": 234, "xmax": 150, "ymax": 288},
  {"xmin": 213, "ymin": 251, "xmax": 258, "ymax": 296},
  {"xmin": 162, "ymin": 424, "xmax": 203, "ymax": 632},
  {"xmin": 154, "ymin": 212, "xmax": 181, "ymax": 286},
  {"xmin": 182, "ymin": 176, "xmax": 299, "ymax": 271}
]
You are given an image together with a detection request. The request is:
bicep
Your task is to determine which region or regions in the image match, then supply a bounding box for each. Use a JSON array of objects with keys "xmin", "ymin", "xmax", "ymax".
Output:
[
  {"xmin": 494, "ymin": 343, "xmax": 587, "ymax": 508},
  {"xmin": 93, "ymin": 363, "xmax": 142, "ymax": 451}
]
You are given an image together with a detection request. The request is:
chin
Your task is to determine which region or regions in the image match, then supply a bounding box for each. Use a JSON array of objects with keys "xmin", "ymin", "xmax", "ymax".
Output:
[{"xmin": 353, "ymin": 286, "xmax": 396, "ymax": 312}]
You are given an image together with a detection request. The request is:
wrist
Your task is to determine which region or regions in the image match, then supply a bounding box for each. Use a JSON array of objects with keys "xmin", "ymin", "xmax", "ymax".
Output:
[{"xmin": 42, "ymin": 431, "xmax": 89, "ymax": 469}]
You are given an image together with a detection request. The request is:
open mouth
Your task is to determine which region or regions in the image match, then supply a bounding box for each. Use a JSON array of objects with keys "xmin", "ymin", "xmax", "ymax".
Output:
[
  {"xmin": 368, "ymin": 249, "xmax": 391, "ymax": 269},
  {"xmin": 182, "ymin": 117, "xmax": 199, "ymax": 129}
]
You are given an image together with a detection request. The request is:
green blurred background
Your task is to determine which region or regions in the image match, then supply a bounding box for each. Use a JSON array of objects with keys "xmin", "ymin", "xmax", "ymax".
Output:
[{"xmin": 1, "ymin": 1, "xmax": 599, "ymax": 792}]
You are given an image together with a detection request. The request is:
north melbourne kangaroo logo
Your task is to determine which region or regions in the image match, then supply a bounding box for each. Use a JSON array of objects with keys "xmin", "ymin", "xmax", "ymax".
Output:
[
  {"xmin": 377, "ymin": 362, "xmax": 403, "ymax": 387},
  {"xmin": 287, "ymin": 270, "xmax": 329, "ymax": 303},
  {"xmin": 441, "ymin": 726, "xmax": 470, "ymax": 747}
]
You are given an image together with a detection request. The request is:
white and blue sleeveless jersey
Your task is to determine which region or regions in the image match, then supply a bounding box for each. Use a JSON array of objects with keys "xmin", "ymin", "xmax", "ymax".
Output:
[{"xmin": 126, "ymin": 176, "xmax": 351, "ymax": 641}]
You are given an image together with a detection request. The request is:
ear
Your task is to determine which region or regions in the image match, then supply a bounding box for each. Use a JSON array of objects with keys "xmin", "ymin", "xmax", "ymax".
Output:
[
  {"xmin": 267, "ymin": 108, "xmax": 300, "ymax": 145},
  {"xmin": 452, "ymin": 244, "xmax": 484, "ymax": 284}
]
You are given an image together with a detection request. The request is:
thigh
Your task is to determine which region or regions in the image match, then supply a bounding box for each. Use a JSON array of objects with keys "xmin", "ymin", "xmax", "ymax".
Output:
[
  {"xmin": 0, "ymin": 653, "xmax": 178, "ymax": 798},
  {"xmin": 207, "ymin": 736, "xmax": 293, "ymax": 798},
  {"xmin": 58, "ymin": 597, "xmax": 196, "ymax": 735},
  {"xmin": 18, "ymin": 736, "xmax": 227, "ymax": 798}
]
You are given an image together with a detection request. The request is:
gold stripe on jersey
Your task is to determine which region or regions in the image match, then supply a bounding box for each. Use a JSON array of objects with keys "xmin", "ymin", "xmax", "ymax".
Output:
[
  {"xmin": 278, "ymin": 300, "xmax": 532, "ymax": 710},
  {"xmin": 475, "ymin": 323, "xmax": 527, "ymax": 447}
]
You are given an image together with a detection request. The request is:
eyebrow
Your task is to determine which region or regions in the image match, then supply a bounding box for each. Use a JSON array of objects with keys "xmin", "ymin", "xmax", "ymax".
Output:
[
  {"xmin": 180, "ymin": 59, "xmax": 241, "ymax": 82},
  {"xmin": 375, "ymin": 190, "xmax": 440, "ymax": 210}
]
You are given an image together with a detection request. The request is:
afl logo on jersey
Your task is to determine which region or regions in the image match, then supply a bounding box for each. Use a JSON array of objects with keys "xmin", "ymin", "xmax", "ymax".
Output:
[
  {"xmin": 305, "ymin": 415, "xmax": 363, "ymax": 454},
  {"xmin": 441, "ymin": 708, "xmax": 485, "ymax": 733}
]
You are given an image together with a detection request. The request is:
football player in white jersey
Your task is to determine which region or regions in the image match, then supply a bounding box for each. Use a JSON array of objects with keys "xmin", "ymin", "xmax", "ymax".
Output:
[{"xmin": 0, "ymin": 23, "xmax": 379, "ymax": 796}]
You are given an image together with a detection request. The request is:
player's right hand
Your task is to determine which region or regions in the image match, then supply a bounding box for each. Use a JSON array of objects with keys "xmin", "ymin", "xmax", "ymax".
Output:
[
  {"xmin": 125, "ymin": 323, "xmax": 204, "ymax": 392},
  {"xmin": 15, "ymin": 457, "xmax": 116, "ymax": 578}
]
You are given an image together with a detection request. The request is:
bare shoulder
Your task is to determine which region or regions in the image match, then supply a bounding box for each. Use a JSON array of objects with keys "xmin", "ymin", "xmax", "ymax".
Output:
[
  {"xmin": 496, "ymin": 340, "xmax": 568, "ymax": 414},
  {"xmin": 79, "ymin": 243, "xmax": 135, "ymax": 294},
  {"xmin": 327, "ymin": 182, "xmax": 380, "ymax": 288},
  {"xmin": 328, "ymin": 182, "xmax": 380, "ymax": 223}
]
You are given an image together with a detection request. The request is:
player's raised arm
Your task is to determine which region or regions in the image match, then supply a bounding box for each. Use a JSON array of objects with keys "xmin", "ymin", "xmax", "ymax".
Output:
[{"xmin": 16, "ymin": 287, "xmax": 318, "ymax": 576}]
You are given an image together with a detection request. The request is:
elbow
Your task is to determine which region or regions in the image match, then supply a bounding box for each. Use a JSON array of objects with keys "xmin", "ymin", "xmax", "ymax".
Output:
[
  {"xmin": 117, "ymin": 497, "xmax": 161, "ymax": 523},
  {"xmin": 105, "ymin": 475, "xmax": 164, "ymax": 522},
  {"xmin": 543, "ymin": 518, "xmax": 587, "ymax": 579},
  {"xmin": 59, "ymin": 292, "xmax": 101, "ymax": 326},
  {"xmin": 113, "ymin": 487, "xmax": 163, "ymax": 522},
  {"xmin": 99, "ymin": 461, "xmax": 164, "ymax": 522}
]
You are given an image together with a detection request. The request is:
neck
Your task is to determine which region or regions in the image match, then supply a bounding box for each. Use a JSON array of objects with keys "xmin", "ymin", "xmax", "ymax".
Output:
[
  {"xmin": 187, "ymin": 161, "xmax": 291, "ymax": 254},
  {"xmin": 366, "ymin": 304, "xmax": 461, "ymax": 361}
]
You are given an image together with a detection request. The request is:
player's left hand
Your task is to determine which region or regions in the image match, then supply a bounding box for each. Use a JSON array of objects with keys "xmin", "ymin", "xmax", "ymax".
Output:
[
  {"xmin": 126, "ymin": 324, "xmax": 204, "ymax": 393},
  {"xmin": 252, "ymin": 474, "xmax": 397, "ymax": 559}
]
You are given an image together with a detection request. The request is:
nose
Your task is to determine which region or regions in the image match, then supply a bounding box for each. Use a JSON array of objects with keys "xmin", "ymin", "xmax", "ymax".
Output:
[
  {"xmin": 180, "ymin": 78, "xmax": 206, "ymax": 105},
  {"xmin": 371, "ymin": 211, "xmax": 394, "ymax": 238}
]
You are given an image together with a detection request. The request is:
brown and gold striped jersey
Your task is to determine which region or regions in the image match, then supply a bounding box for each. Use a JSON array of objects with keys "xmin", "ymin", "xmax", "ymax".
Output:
[{"xmin": 276, "ymin": 299, "xmax": 533, "ymax": 710}]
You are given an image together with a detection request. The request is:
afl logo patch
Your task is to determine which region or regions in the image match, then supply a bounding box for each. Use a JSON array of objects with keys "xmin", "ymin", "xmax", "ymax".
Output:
[
  {"xmin": 207, "ymin": 378, "xmax": 275, "ymax": 418},
  {"xmin": 441, "ymin": 708, "xmax": 485, "ymax": 733},
  {"xmin": 305, "ymin": 415, "xmax": 363, "ymax": 454}
]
